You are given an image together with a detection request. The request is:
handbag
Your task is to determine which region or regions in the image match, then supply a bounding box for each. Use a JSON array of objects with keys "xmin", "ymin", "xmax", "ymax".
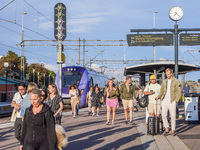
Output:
[
  {"xmin": 138, "ymin": 95, "xmax": 149, "ymax": 108},
  {"xmin": 10, "ymin": 109, "xmax": 17, "ymax": 122}
]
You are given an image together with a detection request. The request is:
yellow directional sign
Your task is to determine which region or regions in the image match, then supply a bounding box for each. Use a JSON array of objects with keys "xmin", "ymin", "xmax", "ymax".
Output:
[{"xmin": 58, "ymin": 53, "xmax": 65, "ymax": 62}]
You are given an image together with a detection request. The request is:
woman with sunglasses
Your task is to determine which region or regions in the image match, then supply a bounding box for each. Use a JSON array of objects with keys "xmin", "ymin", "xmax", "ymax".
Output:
[{"xmin": 40, "ymin": 88, "xmax": 48, "ymax": 103}]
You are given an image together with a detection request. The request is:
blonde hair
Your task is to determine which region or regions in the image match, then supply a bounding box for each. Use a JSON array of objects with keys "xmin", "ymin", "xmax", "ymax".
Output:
[
  {"xmin": 107, "ymin": 79, "xmax": 113, "ymax": 85},
  {"xmin": 165, "ymin": 68, "xmax": 172, "ymax": 73},
  {"xmin": 27, "ymin": 82, "xmax": 38, "ymax": 93}
]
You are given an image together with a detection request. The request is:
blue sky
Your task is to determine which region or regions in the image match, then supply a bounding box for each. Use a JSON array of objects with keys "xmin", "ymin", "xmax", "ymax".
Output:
[{"xmin": 0, "ymin": 0, "xmax": 200, "ymax": 81}]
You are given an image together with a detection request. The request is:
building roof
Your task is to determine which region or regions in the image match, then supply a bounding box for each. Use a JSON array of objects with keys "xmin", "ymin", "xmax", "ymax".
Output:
[
  {"xmin": 0, "ymin": 76, "xmax": 22, "ymax": 84},
  {"xmin": 124, "ymin": 62, "xmax": 200, "ymax": 75}
]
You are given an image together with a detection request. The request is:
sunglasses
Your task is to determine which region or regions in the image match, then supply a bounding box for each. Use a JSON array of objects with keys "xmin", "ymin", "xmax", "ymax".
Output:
[{"xmin": 41, "ymin": 95, "xmax": 45, "ymax": 97}]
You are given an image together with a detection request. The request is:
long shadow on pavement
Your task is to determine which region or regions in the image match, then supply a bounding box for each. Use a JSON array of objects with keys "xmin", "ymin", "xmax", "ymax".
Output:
[{"xmin": 66, "ymin": 126, "xmax": 136, "ymax": 149}]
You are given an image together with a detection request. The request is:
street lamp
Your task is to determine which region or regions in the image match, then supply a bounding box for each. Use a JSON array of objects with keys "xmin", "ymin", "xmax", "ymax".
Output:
[
  {"xmin": 33, "ymin": 69, "xmax": 35, "ymax": 83},
  {"xmin": 4, "ymin": 62, "xmax": 9, "ymax": 102},
  {"xmin": 49, "ymin": 74, "xmax": 50, "ymax": 85},
  {"xmin": 38, "ymin": 72, "xmax": 40, "ymax": 86},
  {"xmin": 21, "ymin": 11, "xmax": 27, "ymax": 81},
  {"xmin": 153, "ymin": 11, "xmax": 158, "ymax": 64},
  {"xmin": 43, "ymin": 74, "xmax": 45, "ymax": 87}
]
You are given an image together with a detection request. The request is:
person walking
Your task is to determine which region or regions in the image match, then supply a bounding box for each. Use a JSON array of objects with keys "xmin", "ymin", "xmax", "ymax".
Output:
[
  {"xmin": 40, "ymin": 88, "xmax": 48, "ymax": 103},
  {"xmin": 104, "ymin": 79, "xmax": 119, "ymax": 125},
  {"xmin": 155, "ymin": 68, "xmax": 181, "ymax": 136},
  {"xmin": 47, "ymin": 84, "xmax": 63, "ymax": 124},
  {"xmin": 74, "ymin": 84, "xmax": 80, "ymax": 116},
  {"xmin": 20, "ymin": 89, "xmax": 57, "ymax": 150},
  {"xmin": 144, "ymin": 75, "xmax": 161, "ymax": 117},
  {"xmin": 120, "ymin": 76, "xmax": 136, "ymax": 125},
  {"xmin": 86, "ymin": 86, "xmax": 94, "ymax": 115},
  {"xmin": 69, "ymin": 84, "xmax": 79, "ymax": 118},
  {"xmin": 11, "ymin": 82, "xmax": 27, "ymax": 143},
  {"xmin": 91, "ymin": 86, "xmax": 102, "ymax": 117},
  {"xmin": 20, "ymin": 82, "xmax": 38, "ymax": 119}
]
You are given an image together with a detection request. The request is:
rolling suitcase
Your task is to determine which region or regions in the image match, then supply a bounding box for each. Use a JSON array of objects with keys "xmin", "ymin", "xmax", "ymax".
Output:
[{"xmin": 147, "ymin": 101, "xmax": 160, "ymax": 135}]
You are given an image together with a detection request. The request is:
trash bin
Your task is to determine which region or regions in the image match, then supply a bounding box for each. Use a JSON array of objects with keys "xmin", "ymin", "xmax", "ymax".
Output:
[
  {"xmin": 184, "ymin": 93, "xmax": 200, "ymax": 123},
  {"xmin": 1, "ymin": 93, "xmax": 7, "ymax": 102}
]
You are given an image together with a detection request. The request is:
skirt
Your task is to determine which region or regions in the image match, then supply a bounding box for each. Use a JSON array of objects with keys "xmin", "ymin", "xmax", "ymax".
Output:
[{"xmin": 106, "ymin": 98, "xmax": 119, "ymax": 108}]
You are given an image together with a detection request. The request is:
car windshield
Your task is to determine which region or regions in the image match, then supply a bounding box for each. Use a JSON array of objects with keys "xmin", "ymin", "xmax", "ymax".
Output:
[{"xmin": 62, "ymin": 71, "xmax": 82, "ymax": 87}]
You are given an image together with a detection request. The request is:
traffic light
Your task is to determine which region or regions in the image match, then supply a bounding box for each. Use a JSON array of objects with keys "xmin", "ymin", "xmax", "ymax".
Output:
[{"xmin": 54, "ymin": 3, "xmax": 66, "ymax": 41}]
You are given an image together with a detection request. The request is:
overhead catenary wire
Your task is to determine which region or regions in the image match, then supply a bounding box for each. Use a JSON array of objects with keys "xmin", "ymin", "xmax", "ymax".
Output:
[
  {"xmin": 0, "ymin": 42, "xmax": 57, "ymax": 60},
  {"xmin": 23, "ymin": 0, "xmax": 79, "ymax": 41}
]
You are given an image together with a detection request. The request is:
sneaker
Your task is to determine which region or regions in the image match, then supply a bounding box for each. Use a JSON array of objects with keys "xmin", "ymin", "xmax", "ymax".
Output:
[
  {"xmin": 129, "ymin": 120, "xmax": 136, "ymax": 125},
  {"xmin": 73, "ymin": 115, "xmax": 75, "ymax": 118},
  {"xmin": 92, "ymin": 113, "xmax": 95, "ymax": 117},
  {"xmin": 96, "ymin": 114, "xmax": 99, "ymax": 117},
  {"xmin": 88, "ymin": 112, "xmax": 91, "ymax": 115},
  {"xmin": 125, "ymin": 121, "xmax": 129, "ymax": 124}
]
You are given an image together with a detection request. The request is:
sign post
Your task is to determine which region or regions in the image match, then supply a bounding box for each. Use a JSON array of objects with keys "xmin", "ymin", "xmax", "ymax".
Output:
[{"xmin": 54, "ymin": 3, "xmax": 66, "ymax": 96}]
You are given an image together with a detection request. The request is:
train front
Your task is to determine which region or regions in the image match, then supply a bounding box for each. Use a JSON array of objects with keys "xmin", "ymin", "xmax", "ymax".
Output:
[{"xmin": 55, "ymin": 66, "xmax": 89, "ymax": 107}]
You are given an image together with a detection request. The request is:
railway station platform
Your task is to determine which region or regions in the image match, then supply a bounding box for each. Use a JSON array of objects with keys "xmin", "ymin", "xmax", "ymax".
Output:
[{"xmin": 0, "ymin": 105, "xmax": 199, "ymax": 150}]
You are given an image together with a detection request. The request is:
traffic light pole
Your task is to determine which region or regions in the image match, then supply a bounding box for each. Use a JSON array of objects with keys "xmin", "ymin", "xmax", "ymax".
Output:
[{"xmin": 58, "ymin": 40, "xmax": 62, "ymax": 96}]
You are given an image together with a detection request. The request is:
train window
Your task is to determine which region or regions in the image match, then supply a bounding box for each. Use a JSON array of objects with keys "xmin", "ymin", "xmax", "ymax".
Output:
[
  {"xmin": 90, "ymin": 77, "xmax": 94, "ymax": 87},
  {"xmin": 62, "ymin": 71, "xmax": 82, "ymax": 87}
]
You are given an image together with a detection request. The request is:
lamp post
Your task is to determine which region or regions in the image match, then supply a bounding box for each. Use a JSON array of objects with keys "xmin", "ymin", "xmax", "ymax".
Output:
[
  {"xmin": 49, "ymin": 74, "xmax": 50, "ymax": 85},
  {"xmin": 153, "ymin": 11, "xmax": 158, "ymax": 64},
  {"xmin": 33, "ymin": 69, "xmax": 35, "ymax": 83},
  {"xmin": 4, "ymin": 62, "xmax": 9, "ymax": 102},
  {"xmin": 43, "ymin": 74, "xmax": 45, "ymax": 87},
  {"xmin": 21, "ymin": 11, "xmax": 27, "ymax": 81},
  {"xmin": 38, "ymin": 72, "xmax": 40, "ymax": 86}
]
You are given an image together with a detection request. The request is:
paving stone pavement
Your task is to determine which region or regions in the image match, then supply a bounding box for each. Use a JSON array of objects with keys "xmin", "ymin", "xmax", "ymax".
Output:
[{"xmin": 0, "ymin": 105, "xmax": 198, "ymax": 150}]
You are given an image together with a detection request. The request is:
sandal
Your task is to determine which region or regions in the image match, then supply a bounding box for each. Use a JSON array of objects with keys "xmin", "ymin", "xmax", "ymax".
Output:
[
  {"xmin": 111, "ymin": 120, "xmax": 114, "ymax": 125},
  {"xmin": 105, "ymin": 122, "xmax": 110, "ymax": 125},
  {"xmin": 162, "ymin": 131, "xmax": 169, "ymax": 136},
  {"xmin": 171, "ymin": 132, "xmax": 175, "ymax": 136}
]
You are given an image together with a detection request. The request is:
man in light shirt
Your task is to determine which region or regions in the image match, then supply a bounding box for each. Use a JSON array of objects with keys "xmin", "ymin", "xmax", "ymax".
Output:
[
  {"xmin": 144, "ymin": 75, "xmax": 161, "ymax": 117},
  {"xmin": 155, "ymin": 68, "xmax": 181, "ymax": 136},
  {"xmin": 11, "ymin": 82, "xmax": 27, "ymax": 143}
]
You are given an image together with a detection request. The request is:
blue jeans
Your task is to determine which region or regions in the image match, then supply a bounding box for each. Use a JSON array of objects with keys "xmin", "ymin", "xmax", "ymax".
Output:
[{"xmin": 76, "ymin": 104, "xmax": 79, "ymax": 115}]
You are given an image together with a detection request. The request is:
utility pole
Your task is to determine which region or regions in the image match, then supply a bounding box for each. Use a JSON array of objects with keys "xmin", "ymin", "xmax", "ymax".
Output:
[
  {"xmin": 21, "ymin": 11, "xmax": 27, "ymax": 81},
  {"xmin": 83, "ymin": 38, "xmax": 85, "ymax": 66},
  {"xmin": 79, "ymin": 37, "xmax": 80, "ymax": 65}
]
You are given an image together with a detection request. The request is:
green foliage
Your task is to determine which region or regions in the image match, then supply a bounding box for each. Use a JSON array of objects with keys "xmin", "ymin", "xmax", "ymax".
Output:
[{"xmin": 0, "ymin": 51, "xmax": 56, "ymax": 87}]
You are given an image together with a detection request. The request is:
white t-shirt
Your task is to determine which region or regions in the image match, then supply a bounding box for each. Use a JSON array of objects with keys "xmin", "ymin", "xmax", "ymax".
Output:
[
  {"xmin": 88, "ymin": 91, "xmax": 93, "ymax": 102},
  {"xmin": 69, "ymin": 90, "xmax": 78, "ymax": 98},
  {"xmin": 12, "ymin": 92, "xmax": 27, "ymax": 118},
  {"xmin": 163, "ymin": 79, "xmax": 172, "ymax": 102},
  {"xmin": 144, "ymin": 83, "xmax": 161, "ymax": 104}
]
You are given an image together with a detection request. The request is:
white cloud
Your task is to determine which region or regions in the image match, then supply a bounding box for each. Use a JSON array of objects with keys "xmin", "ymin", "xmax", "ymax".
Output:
[
  {"xmin": 38, "ymin": 21, "xmax": 53, "ymax": 30},
  {"xmin": 43, "ymin": 63, "xmax": 58, "ymax": 73}
]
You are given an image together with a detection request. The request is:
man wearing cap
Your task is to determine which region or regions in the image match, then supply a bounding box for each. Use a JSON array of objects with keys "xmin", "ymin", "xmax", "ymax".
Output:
[{"xmin": 144, "ymin": 74, "xmax": 161, "ymax": 117}]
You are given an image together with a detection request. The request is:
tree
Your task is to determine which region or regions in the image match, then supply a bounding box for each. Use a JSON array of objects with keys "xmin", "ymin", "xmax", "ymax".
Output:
[
  {"xmin": 0, "ymin": 51, "xmax": 27, "ymax": 80},
  {"xmin": 27, "ymin": 63, "xmax": 56, "ymax": 87}
]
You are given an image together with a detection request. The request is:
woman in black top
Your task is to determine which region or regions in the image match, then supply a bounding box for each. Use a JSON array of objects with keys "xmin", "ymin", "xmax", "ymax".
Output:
[
  {"xmin": 47, "ymin": 84, "xmax": 63, "ymax": 124},
  {"xmin": 20, "ymin": 89, "xmax": 57, "ymax": 150},
  {"xmin": 91, "ymin": 86, "xmax": 102, "ymax": 117}
]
